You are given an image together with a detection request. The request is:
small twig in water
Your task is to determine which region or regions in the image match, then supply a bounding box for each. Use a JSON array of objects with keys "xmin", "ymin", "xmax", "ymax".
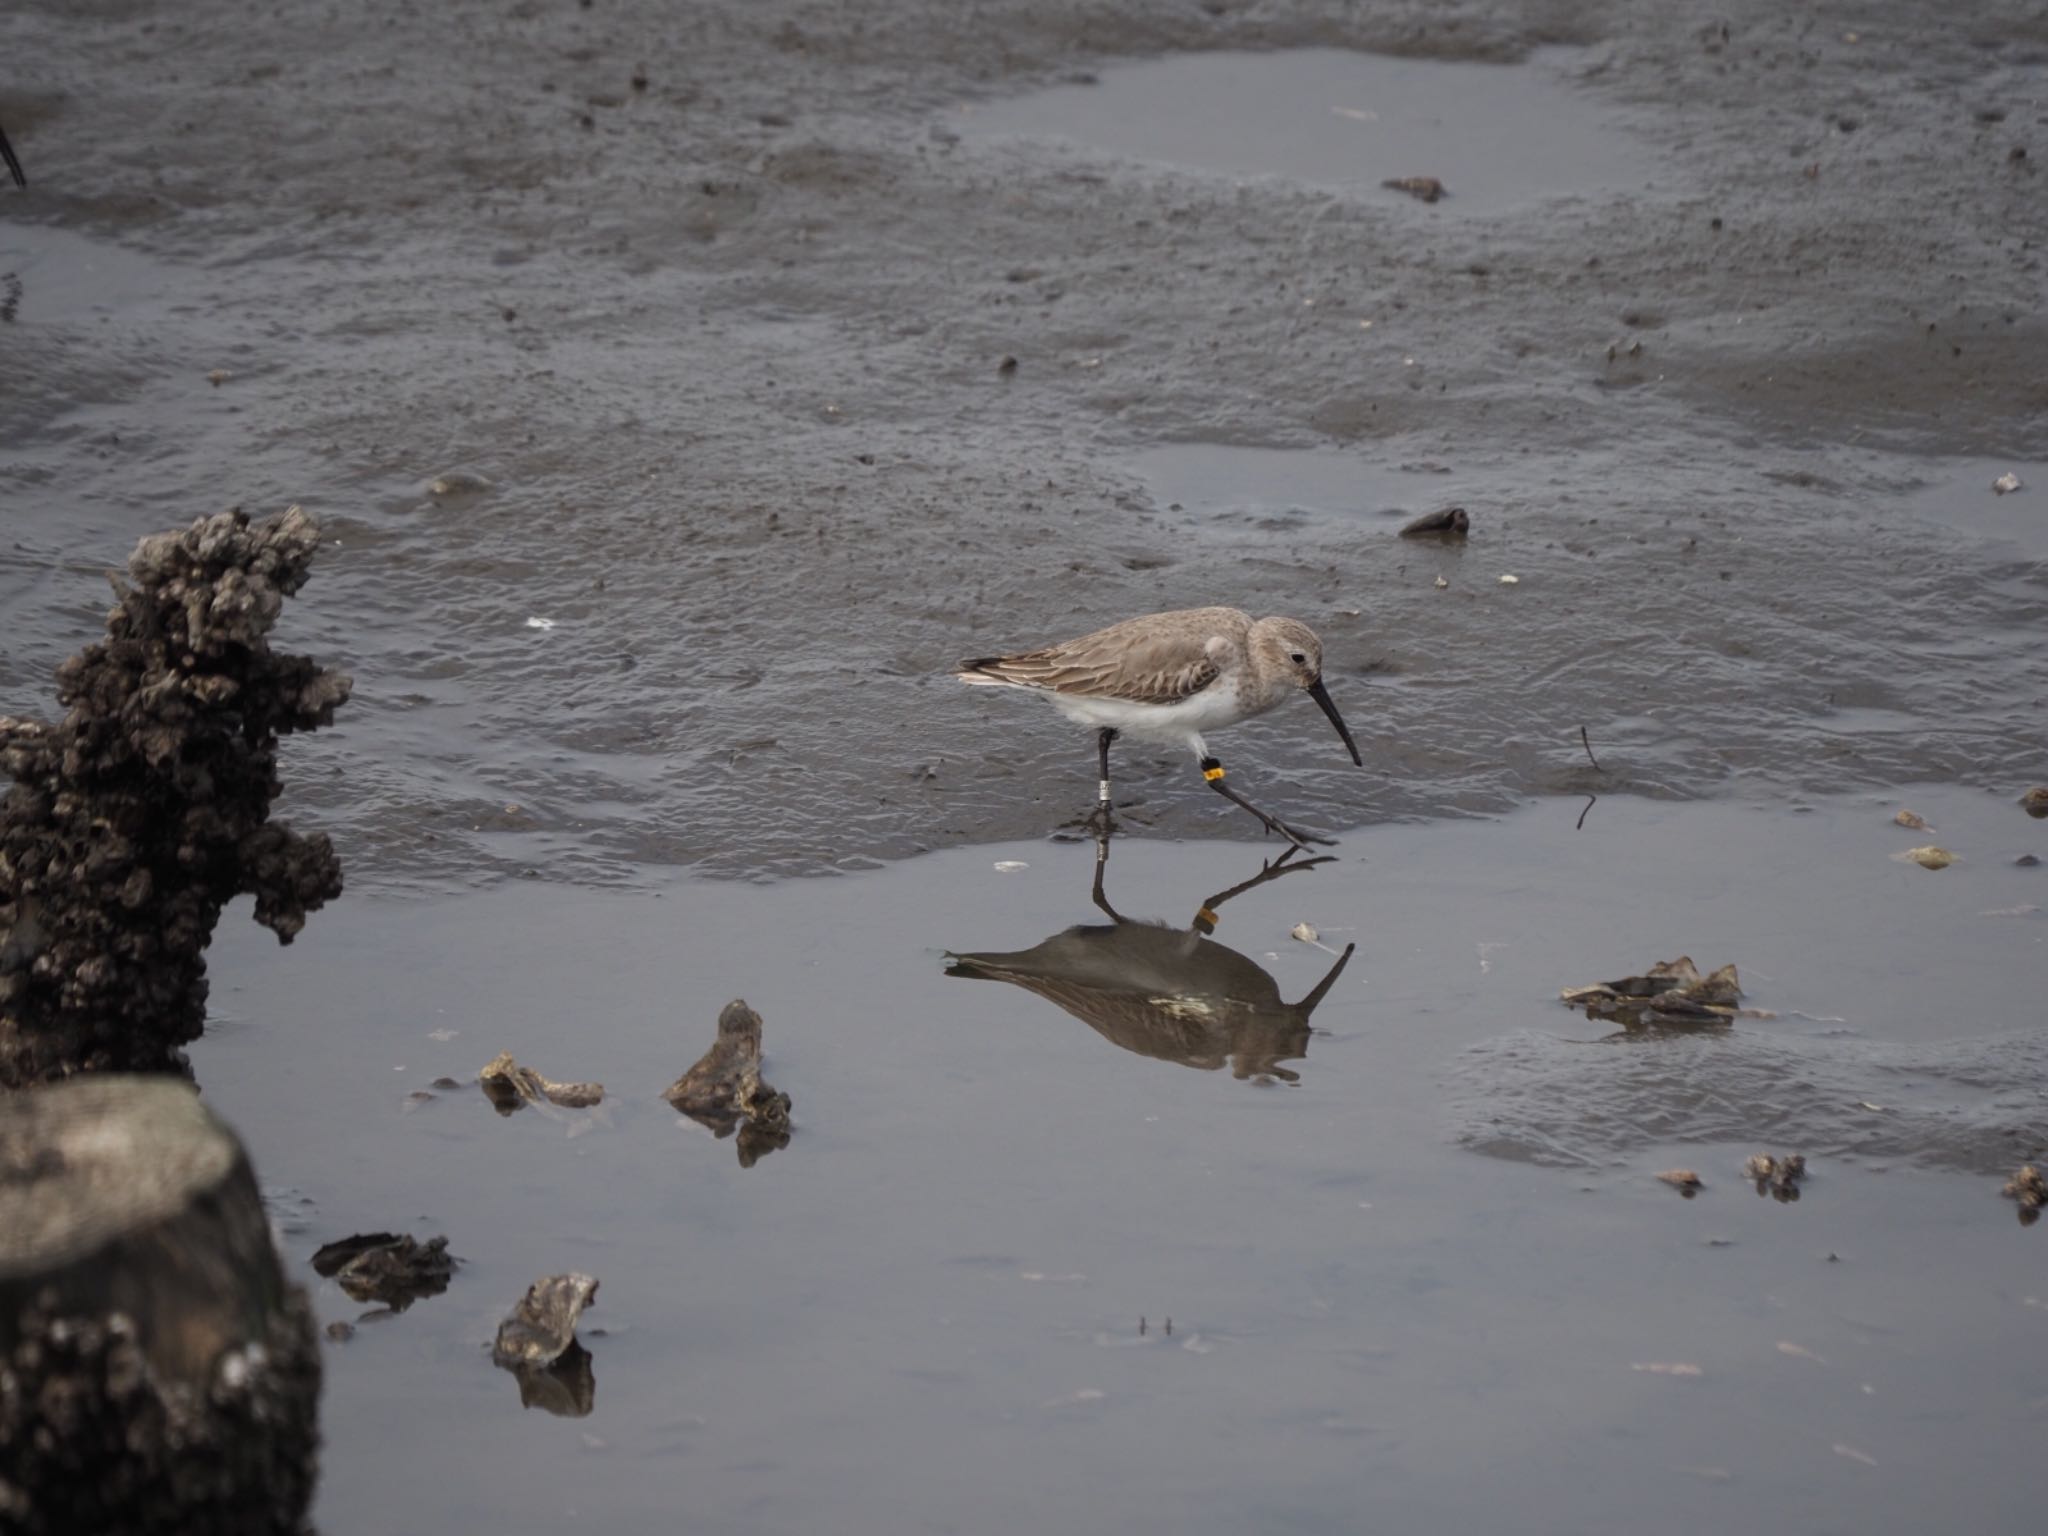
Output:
[
  {"xmin": 1576, "ymin": 794, "xmax": 1597, "ymax": 831},
  {"xmin": 1579, "ymin": 725, "xmax": 1603, "ymax": 772}
]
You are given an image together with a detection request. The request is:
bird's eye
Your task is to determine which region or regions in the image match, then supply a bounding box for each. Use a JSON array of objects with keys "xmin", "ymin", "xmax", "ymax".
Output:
[{"xmin": 1289, "ymin": 652, "xmax": 1307, "ymax": 665}]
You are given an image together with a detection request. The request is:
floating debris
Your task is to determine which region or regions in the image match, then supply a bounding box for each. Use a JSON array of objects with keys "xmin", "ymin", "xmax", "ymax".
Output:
[
  {"xmin": 1630, "ymin": 1361, "xmax": 1703, "ymax": 1376},
  {"xmin": 1832, "ymin": 1442, "xmax": 1879, "ymax": 1468},
  {"xmin": 478, "ymin": 1051, "xmax": 604, "ymax": 1114},
  {"xmin": 1290, "ymin": 922, "xmax": 1319, "ymax": 944},
  {"xmin": 206, "ymin": 368, "xmax": 233, "ymax": 387},
  {"xmin": 1398, "ymin": 506, "xmax": 1469, "ymax": 539},
  {"xmin": 1497, "ymin": 573, "xmax": 1521, "ymax": 585},
  {"xmin": 1991, "ymin": 471, "xmax": 2022, "ymax": 495},
  {"xmin": 993, "ymin": 860, "xmax": 1029, "ymax": 872},
  {"xmin": 1775, "ymin": 1340, "xmax": 1826, "ymax": 1364},
  {"xmin": 1744, "ymin": 1153, "xmax": 1807, "ymax": 1202},
  {"xmin": 1561, "ymin": 956, "xmax": 1748, "ymax": 1029},
  {"xmin": 524, "ymin": 616, "xmax": 558, "ymax": 630},
  {"xmin": 428, "ymin": 470, "xmax": 494, "ymax": 497},
  {"xmin": 1383, "ymin": 175, "xmax": 1445, "ymax": 203},
  {"xmin": 663, "ymin": 999, "xmax": 793, "ymax": 1166},
  {"xmin": 310, "ymin": 1232, "xmax": 455, "ymax": 1311},
  {"xmin": 2020, "ymin": 786, "xmax": 2048, "ymax": 820},
  {"xmin": 1434, "ymin": 575, "xmax": 1449, "ymax": 589},
  {"xmin": 1892, "ymin": 808, "xmax": 1928, "ymax": 830},
  {"xmin": 1656, "ymin": 1169, "xmax": 1704, "ymax": 1196},
  {"xmin": 2003, "ymin": 1164, "xmax": 2045, "ymax": 1227},
  {"xmin": 493, "ymin": 1272, "xmax": 598, "ymax": 1367},
  {"xmin": 1896, "ymin": 845, "xmax": 1954, "ymax": 870}
]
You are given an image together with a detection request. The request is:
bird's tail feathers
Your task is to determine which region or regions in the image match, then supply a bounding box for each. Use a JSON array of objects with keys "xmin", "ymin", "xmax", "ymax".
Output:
[{"xmin": 956, "ymin": 659, "xmax": 1032, "ymax": 688}]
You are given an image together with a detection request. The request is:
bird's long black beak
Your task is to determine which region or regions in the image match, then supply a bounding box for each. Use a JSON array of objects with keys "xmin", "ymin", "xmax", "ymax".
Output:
[{"xmin": 1306, "ymin": 678, "xmax": 1363, "ymax": 766}]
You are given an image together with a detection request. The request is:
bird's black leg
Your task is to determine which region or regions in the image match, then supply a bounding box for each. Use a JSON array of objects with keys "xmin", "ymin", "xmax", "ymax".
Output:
[
  {"xmin": 1199, "ymin": 756, "xmax": 1332, "ymax": 849},
  {"xmin": 1083, "ymin": 727, "xmax": 1118, "ymax": 833}
]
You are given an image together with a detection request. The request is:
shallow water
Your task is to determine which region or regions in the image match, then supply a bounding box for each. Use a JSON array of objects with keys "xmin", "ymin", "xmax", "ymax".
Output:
[
  {"xmin": 196, "ymin": 788, "xmax": 2045, "ymax": 1534},
  {"xmin": 961, "ymin": 48, "xmax": 1662, "ymax": 212}
]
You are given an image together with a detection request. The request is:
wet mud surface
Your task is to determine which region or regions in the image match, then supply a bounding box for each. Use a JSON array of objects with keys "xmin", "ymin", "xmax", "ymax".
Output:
[
  {"xmin": 6, "ymin": 1, "xmax": 2048, "ymax": 1530},
  {"xmin": 194, "ymin": 789, "xmax": 2044, "ymax": 1535},
  {"xmin": 5, "ymin": 0, "xmax": 2046, "ymax": 885}
]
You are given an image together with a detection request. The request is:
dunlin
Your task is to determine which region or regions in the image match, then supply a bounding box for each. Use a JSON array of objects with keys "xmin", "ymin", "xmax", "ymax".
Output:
[{"xmin": 956, "ymin": 606, "xmax": 1362, "ymax": 847}]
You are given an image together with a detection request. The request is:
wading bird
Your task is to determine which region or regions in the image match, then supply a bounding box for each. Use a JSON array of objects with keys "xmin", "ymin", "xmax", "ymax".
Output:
[{"xmin": 956, "ymin": 606, "xmax": 1363, "ymax": 847}]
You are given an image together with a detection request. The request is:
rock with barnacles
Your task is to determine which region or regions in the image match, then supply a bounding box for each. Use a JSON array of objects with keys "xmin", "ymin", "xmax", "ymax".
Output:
[
  {"xmin": 1561, "ymin": 956, "xmax": 1747, "ymax": 1029},
  {"xmin": 663, "ymin": 999, "xmax": 793, "ymax": 1166},
  {"xmin": 1893, "ymin": 808, "xmax": 1928, "ymax": 830},
  {"xmin": 1398, "ymin": 505, "xmax": 1470, "ymax": 539},
  {"xmin": 1743, "ymin": 1153, "xmax": 1806, "ymax": 1202},
  {"xmin": 0, "ymin": 1076, "xmax": 321, "ymax": 1535},
  {"xmin": 310, "ymin": 1232, "xmax": 456, "ymax": 1311},
  {"xmin": 2003, "ymin": 1164, "xmax": 2045, "ymax": 1227},
  {"xmin": 2021, "ymin": 787, "xmax": 2048, "ymax": 820},
  {"xmin": 0, "ymin": 506, "xmax": 349, "ymax": 1087},
  {"xmin": 478, "ymin": 1051, "xmax": 604, "ymax": 1114}
]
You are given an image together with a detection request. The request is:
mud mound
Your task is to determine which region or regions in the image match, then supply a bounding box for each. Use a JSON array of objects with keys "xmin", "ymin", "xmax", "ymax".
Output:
[{"xmin": 1449, "ymin": 1026, "xmax": 2048, "ymax": 1174}]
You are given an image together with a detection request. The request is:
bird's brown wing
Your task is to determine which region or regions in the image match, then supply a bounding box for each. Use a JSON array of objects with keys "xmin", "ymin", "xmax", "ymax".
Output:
[
  {"xmin": 964, "ymin": 647, "xmax": 1217, "ymax": 704},
  {"xmin": 960, "ymin": 607, "xmax": 1241, "ymax": 704}
]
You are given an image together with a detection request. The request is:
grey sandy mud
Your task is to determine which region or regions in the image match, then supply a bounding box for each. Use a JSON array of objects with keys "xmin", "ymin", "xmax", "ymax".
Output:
[{"xmin": 5, "ymin": 0, "xmax": 2046, "ymax": 885}]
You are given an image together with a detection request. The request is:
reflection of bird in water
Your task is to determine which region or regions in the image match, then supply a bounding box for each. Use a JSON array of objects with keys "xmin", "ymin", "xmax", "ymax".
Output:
[{"xmin": 946, "ymin": 839, "xmax": 1354, "ymax": 1083}]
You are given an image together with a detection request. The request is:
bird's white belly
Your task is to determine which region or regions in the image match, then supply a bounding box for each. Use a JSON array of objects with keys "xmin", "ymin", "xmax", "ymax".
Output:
[{"xmin": 1049, "ymin": 683, "xmax": 1257, "ymax": 747}]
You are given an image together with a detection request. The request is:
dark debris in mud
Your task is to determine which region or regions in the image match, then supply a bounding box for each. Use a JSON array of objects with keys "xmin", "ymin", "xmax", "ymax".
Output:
[
  {"xmin": 2002, "ymin": 1164, "xmax": 2045, "ymax": 1227},
  {"xmin": 492, "ymin": 1273, "xmax": 600, "ymax": 1415},
  {"xmin": 1559, "ymin": 956, "xmax": 1752, "ymax": 1029},
  {"xmin": 0, "ymin": 508, "xmax": 348, "ymax": 1087},
  {"xmin": 664, "ymin": 999, "xmax": 793, "ymax": 1166},
  {"xmin": 1743, "ymin": 1153, "xmax": 1807, "ymax": 1202},
  {"xmin": 478, "ymin": 1052, "xmax": 605, "ymax": 1113},
  {"xmin": 1381, "ymin": 175, "xmax": 1446, "ymax": 203},
  {"xmin": 311, "ymin": 1232, "xmax": 457, "ymax": 1312},
  {"xmin": 492, "ymin": 1272, "xmax": 599, "ymax": 1368},
  {"xmin": 1398, "ymin": 505, "xmax": 1471, "ymax": 539}
]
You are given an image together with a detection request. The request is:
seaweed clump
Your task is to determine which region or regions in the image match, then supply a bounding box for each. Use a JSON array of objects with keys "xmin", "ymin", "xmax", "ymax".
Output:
[{"xmin": 0, "ymin": 507, "xmax": 350, "ymax": 1087}]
